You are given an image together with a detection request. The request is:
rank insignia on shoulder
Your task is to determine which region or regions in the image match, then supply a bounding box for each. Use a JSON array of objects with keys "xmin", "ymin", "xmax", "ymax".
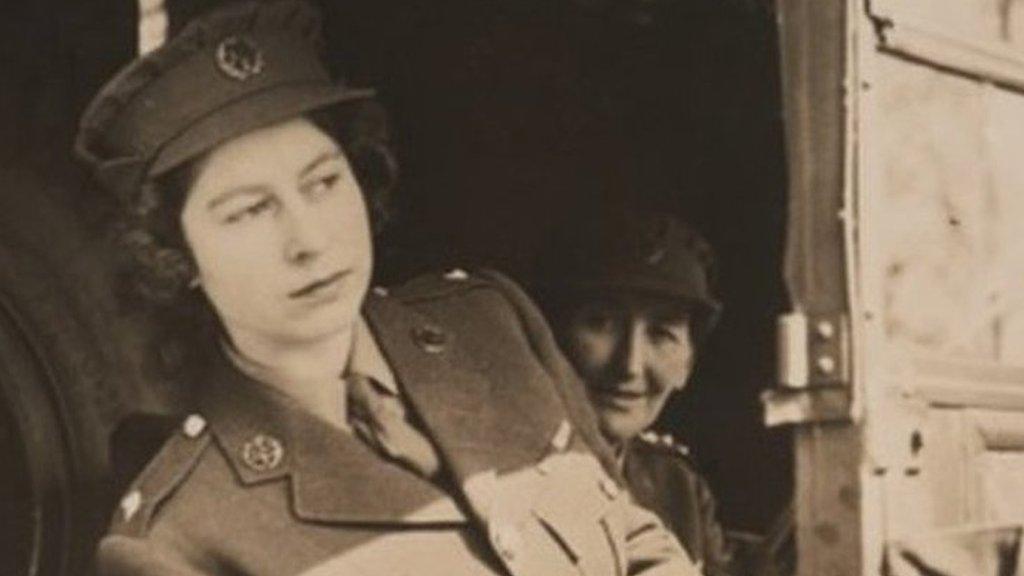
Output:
[
  {"xmin": 390, "ymin": 268, "xmax": 488, "ymax": 303},
  {"xmin": 550, "ymin": 419, "xmax": 573, "ymax": 452},
  {"xmin": 639, "ymin": 430, "xmax": 690, "ymax": 456},
  {"xmin": 120, "ymin": 490, "xmax": 143, "ymax": 522},
  {"xmin": 444, "ymin": 268, "xmax": 470, "ymax": 281}
]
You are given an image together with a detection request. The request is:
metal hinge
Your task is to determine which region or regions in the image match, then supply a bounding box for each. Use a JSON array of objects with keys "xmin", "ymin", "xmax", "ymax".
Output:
[
  {"xmin": 763, "ymin": 311, "xmax": 852, "ymax": 426},
  {"xmin": 777, "ymin": 311, "xmax": 850, "ymax": 388}
]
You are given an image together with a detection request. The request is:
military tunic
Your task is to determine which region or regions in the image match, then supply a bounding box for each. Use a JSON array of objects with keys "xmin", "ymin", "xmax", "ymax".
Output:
[
  {"xmin": 622, "ymin": 434, "xmax": 733, "ymax": 576},
  {"xmin": 97, "ymin": 270, "xmax": 699, "ymax": 576}
]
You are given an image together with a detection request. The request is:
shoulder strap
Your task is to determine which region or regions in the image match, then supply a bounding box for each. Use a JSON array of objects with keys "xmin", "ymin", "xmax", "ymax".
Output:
[
  {"xmin": 111, "ymin": 415, "xmax": 212, "ymax": 536},
  {"xmin": 476, "ymin": 268, "xmax": 622, "ymax": 480}
]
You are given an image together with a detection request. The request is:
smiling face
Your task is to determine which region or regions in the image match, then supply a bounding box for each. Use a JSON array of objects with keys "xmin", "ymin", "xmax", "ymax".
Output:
[
  {"xmin": 558, "ymin": 291, "xmax": 696, "ymax": 446},
  {"xmin": 180, "ymin": 117, "xmax": 373, "ymax": 351}
]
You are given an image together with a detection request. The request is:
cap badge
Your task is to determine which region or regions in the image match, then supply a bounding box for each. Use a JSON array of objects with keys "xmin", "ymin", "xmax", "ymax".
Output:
[
  {"xmin": 241, "ymin": 433, "xmax": 284, "ymax": 472},
  {"xmin": 215, "ymin": 35, "xmax": 265, "ymax": 81},
  {"xmin": 639, "ymin": 217, "xmax": 670, "ymax": 265},
  {"xmin": 644, "ymin": 245, "xmax": 666, "ymax": 265}
]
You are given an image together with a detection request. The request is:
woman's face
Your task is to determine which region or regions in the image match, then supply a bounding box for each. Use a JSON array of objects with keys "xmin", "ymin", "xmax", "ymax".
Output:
[
  {"xmin": 558, "ymin": 291, "xmax": 695, "ymax": 446},
  {"xmin": 180, "ymin": 117, "xmax": 373, "ymax": 349}
]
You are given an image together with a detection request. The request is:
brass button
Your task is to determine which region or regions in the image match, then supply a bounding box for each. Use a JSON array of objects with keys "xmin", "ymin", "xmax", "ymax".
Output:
[
  {"xmin": 182, "ymin": 414, "xmax": 206, "ymax": 438},
  {"xmin": 241, "ymin": 434, "xmax": 284, "ymax": 472},
  {"xmin": 412, "ymin": 324, "xmax": 448, "ymax": 354}
]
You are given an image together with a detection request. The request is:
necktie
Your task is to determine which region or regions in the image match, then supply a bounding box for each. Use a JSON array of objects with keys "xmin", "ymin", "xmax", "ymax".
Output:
[{"xmin": 345, "ymin": 373, "xmax": 442, "ymax": 480}]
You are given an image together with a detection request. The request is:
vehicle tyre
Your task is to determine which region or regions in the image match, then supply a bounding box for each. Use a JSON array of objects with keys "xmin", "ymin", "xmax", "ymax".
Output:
[{"xmin": 0, "ymin": 179, "xmax": 125, "ymax": 576}]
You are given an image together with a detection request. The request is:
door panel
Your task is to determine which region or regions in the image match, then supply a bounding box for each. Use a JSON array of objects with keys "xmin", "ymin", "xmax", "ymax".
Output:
[
  {"xmin": 967, "ymin": 410, "xmax": 1024, "ymax": 526},
  {"xmin": 777, "ymin": 0, "xmax": 1024, "ymax": 573},
  {"xmin": 870, "ymin": 53, "xmax": 995, "ymax": 360},
  {"xmin": 855, "ymin": 0, "xmax": 1024, "ymax": 572},
  {"xmin": 873, "ymin": 0, "xmax": 1024, "ymax": 50}
]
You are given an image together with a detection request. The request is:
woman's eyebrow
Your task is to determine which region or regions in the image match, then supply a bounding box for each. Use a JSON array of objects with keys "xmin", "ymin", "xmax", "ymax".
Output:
[
  {"xmin": 206, "ymin": 185, "xmax": 268, "ymax": 211},
  {"xmin": 653, "ymin": 309, "xmax": 692, "ymax": 324},
  {"xmin": 299, "ymin": 150, "xmax": 344, "ymax": 179}
]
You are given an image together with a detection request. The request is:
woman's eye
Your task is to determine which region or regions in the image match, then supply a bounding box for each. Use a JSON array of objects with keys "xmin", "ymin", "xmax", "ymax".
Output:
[
  {"xmin": 305, "ymin": 173, "xmax": 341, "ymax": 198},
  {"xmin": 650, "ymin": 320, "xmax": 693, "ymax": 349},
  {"xmin": 223, "ymin": 198, "xmax": 273, "ymax": 224},
  {"xmin": 582, "ymin": 314, "xmax": 616, "ymax": 333},
  {"xmin": 649, "ymin": 324, "xmax": 683, "ymax": 345},
  {"xmin": 650, "ymin": 327, "xmax": 676, "ymax": 343}
]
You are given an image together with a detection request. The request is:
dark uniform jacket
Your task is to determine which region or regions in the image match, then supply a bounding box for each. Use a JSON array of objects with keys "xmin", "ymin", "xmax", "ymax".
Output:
[
  {"xmin": 623, "ymin": 434, "xmax": 733, "ymax": 576},
  {"xmin": 97, "ymin": 270, "xmax": 699, "ymax": 576}
]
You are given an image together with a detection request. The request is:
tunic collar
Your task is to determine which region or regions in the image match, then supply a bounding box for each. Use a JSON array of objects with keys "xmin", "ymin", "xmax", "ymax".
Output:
[
  {"xmin": 347, "ymin": 315, "xmax": 399, "ymax": 394},
  {"xmin": 199, "ymin": 334, "xmax": 466, "ymax": 525},
  {"xmin": 197, "ymin": 287, "xmax": 569, "ymax": 524}
]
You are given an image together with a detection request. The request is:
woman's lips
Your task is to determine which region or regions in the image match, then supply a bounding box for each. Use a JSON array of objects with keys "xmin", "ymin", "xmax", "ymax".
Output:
[
  {"xmin": 590, "ymin": 386, "xmax": 647, "ymax": 410},
  {"xmin": 289, "ymin": 270, "xmax": 348, "ymax": 299}
]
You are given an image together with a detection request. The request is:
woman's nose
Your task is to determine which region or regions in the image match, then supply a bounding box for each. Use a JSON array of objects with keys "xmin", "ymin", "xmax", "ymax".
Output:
[
  {"xmin": 614, "ymin": 324, "xmax": 646, "ymax": 379},
  {"xmin": 282, "ymin": 204, "xmax": 329, "ymax": 264}
]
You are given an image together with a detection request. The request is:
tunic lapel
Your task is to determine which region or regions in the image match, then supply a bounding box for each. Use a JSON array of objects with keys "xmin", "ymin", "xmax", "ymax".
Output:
[
  {"xmin": 198, "ymin": 282, "xmax": 573, "ymax": 527},
  {"xmin": 199, "ymin": 349, "xmax": 466, "ymax": 525}
]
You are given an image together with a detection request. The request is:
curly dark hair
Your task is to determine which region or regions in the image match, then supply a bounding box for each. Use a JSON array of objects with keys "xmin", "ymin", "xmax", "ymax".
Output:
[{"xmin": 114, "ymin": 100, "xmax": 398, "ymax": 379}]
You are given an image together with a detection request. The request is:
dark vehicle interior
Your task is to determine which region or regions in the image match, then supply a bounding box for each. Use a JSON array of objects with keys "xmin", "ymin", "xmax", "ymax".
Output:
[{"xmin": 0, "ymin": 0, "xmax": 789, "ymax": 574}]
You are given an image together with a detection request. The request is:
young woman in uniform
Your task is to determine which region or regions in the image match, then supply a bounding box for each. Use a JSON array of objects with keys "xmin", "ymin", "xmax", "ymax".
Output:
[{"xmin": 75, "ymin": 1, "xmax": 699, "ymax": 575}]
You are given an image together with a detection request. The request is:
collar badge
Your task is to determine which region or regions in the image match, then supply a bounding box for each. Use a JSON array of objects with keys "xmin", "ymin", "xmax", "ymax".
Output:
[{"xmin": 241, "ymin": 433, "xmax": 284, "ymax": 472}]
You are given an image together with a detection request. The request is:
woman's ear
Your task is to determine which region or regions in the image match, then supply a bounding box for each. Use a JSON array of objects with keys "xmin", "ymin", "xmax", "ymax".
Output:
[
  {"xmin": 119, "ymin": 224, "xmax": 199, "ymax": 305},
  {"xmin": 152, "ymin": 246, "xmax": 199, "ymax": 301}
]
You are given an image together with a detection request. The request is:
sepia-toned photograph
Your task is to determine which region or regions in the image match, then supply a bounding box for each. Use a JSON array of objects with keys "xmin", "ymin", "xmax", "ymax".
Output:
[{"xmin": 2, "ymin": 0, "xmax": 1022, "ymax": 575}]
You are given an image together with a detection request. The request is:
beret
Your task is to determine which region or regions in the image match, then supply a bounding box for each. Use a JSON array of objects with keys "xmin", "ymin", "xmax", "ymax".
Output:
[
  {"xmin": 75, "ymin": 0, "xmax": 374, "ymax": 205},
  {"xmin": 538, "ymin": 209, "xmax": 722, "ymax": 328}
]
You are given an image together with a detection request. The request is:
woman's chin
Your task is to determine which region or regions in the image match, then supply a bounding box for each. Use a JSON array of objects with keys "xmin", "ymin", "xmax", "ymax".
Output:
[
  {"xmin": 597, "ymin": 413, "xmax": 648, "ymax": 447},
  {"xmin": 250, "ymin": 299, "xmax": 359, "ymax": 346},
  {"xmin": 290, "ymin": 310, "xmax": 359, "ymax": 342}
]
